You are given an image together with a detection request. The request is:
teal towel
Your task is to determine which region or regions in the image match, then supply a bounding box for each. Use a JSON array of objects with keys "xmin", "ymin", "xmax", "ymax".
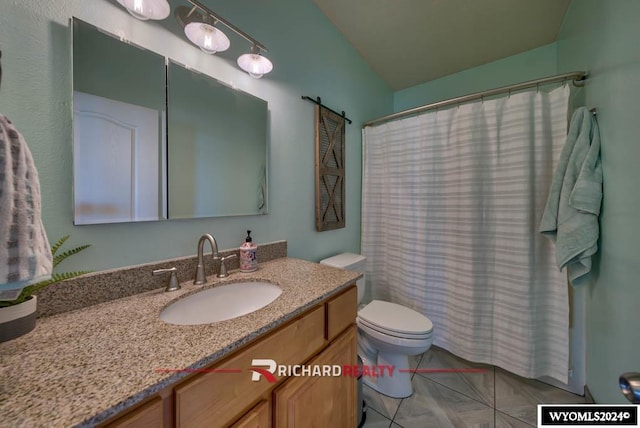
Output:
[{"xmin": 540, "ymin": 107, "xmax": 602, "ymax": 285}]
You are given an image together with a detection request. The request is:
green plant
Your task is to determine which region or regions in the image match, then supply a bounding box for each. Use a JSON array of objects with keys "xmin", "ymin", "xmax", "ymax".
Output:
[{"xmin": 0, "ymin": 235, "xmax": 91, "ymax": 307}]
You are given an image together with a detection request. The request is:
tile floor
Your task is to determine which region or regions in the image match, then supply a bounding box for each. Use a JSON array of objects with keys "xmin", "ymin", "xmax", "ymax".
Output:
[{"xmin": 361, "ymin": 346, "xmax": 589, "ymax": 428}]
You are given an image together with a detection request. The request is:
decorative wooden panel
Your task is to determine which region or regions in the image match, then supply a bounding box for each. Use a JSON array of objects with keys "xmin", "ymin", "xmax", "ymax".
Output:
[{"xmin": 315, "ymin": 105, "xmax": 346, "ymax": 231}]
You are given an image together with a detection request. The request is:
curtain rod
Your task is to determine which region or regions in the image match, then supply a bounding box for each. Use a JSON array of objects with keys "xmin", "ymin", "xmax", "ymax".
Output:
[
  {"xmin": 363, "ymin": 71, "xmax": 589, "ymax": 128},
  {"xmin": 302, "ymin": 96, "xmax": 352, "ymax": 124}
]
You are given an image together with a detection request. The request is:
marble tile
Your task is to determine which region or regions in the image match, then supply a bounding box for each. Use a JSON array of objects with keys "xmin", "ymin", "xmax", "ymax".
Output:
[
  {"xmin": 416, "ymin": 346, "xmax": 495, "ymax": 407},
  {"xmin": 394, "ymin": 374, "xmax": 494, "ymax": 428},
  {"xmin": 362, "ymin": 408, "xmax": 392, "ymax": 428},
  {"xmin": 363, "ymin": 384, "xmax": 403, "ymax": 420},
  {"xmin": 494, "ymin": 368, "xmax": 587, "ymax": 426},
  {"xmin": 495, "ymin": 411, "xmax": 534, "ymax": 428}
]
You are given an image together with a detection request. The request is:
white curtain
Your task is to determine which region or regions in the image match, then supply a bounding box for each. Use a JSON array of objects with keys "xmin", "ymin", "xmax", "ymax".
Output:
[{"xmin": 362, "ymin": 85, "xmax": 570, "ymax": 383}]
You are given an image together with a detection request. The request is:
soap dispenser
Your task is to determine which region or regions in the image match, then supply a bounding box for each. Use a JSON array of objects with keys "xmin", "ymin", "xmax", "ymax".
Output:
[{"xmin": 239, "ymin": 230, "xmax": 258, "ymax": 272}]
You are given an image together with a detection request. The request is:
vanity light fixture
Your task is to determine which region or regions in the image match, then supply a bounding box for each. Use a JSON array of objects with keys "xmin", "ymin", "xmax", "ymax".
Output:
[
  {"xmin": 175, "ymin": 6, "xmax": 230, "ymax": 54},
  {"xmin": 116, "ymin": 0, "xmax": 170, "ymax": 21},
  {"xmin": 237, "ymin": 45, "xmax": 273, "ymax": 79},
  {"xmin": 178, "ymin": 0, "xmax": 272, "ymax": 78},
  {"xmin": 117, "ymin": 0, "xmax": 273, "ymax": 78}
]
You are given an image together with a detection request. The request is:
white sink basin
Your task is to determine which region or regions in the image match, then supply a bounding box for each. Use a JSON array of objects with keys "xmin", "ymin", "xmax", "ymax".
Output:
[{"xmin": 160, "ymin": 281, "xmax": 282, "ymax": 325}]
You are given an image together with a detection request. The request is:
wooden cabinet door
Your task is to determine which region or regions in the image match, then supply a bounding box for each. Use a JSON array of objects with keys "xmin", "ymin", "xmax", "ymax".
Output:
[{"xmin": 273, "ymin": 325, "xmax": 357, "ymax": 428}]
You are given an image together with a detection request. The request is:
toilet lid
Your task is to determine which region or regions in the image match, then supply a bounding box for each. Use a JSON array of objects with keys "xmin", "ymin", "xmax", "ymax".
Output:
[
  {"xmin": 358, "ymin": 317, "xmax": 433, "ymax": 340},
  {"xmin": 358, "ymin": 300, "xmax": 433, "ymax": 335}
]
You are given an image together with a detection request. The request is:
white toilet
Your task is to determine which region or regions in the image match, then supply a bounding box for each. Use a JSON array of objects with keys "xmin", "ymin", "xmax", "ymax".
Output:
[{"xmin": 320, "ymin": 253, "xmax": 434, "ymax": 398}]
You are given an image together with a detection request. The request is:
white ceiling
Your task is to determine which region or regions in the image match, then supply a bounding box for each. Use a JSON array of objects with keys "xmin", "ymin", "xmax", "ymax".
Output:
[{"xmin": 312, "ymin": 0, "xmax": 571, "ymax": 91}]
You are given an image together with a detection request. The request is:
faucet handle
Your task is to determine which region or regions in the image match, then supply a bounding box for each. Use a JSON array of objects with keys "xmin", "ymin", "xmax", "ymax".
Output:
[
  {"xmin": 153, "ymin": 267, "xmax": 181, "ymax": 292},
  {"xmin": 218, "ymin": 254, "xmax": 237, "ymax": 278}
]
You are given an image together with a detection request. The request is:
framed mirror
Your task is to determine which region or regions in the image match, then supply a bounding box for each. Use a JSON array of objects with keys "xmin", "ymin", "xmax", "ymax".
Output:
[
  {"xmin": 167, "ymin": 61, "xmax": 268, "ymax": 218},
  {"xmin": 72, "ymin": 18, "xmax": 166, "ymax": 225},
  {"xmin": 71, "ymin": 19, "xmax": 269, "ymax": 224}
]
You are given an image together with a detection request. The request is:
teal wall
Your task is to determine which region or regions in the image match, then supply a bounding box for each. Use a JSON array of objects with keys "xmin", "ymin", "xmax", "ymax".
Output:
[
  {"xmin": 0, "ymin": 1, "xmax": 393, "ymax": 272},
  {"xmin": 556, "ymin": 0, "xmax": 640, "ymax": 404},
  {"xmin": 393, "ymin": 43, "xmax": 557, "ymax": 112}
]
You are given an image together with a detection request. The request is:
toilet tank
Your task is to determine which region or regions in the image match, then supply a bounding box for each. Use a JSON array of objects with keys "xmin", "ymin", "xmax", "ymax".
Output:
[{"xmin": 320, "ymin": 253, "xmax": 366, "ymax": 304}]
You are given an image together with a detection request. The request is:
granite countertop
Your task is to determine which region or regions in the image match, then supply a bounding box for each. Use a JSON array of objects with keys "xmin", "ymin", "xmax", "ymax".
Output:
[{"xmin": 0, "ymin": 257, "xmax": 361, "ymax": 428}]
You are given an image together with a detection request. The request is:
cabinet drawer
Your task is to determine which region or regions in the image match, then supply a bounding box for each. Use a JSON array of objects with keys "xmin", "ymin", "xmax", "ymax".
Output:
[
  {"xmin": 325, "ymin": 285, "xmax": 357, "ymax": 341},
  {"xmin": 175, "ymin": 306, "xmax": 325, "ymax": 428},
  {"xmin": 103, "ymin": 397, "xmax": 163, "ymax": 428}
]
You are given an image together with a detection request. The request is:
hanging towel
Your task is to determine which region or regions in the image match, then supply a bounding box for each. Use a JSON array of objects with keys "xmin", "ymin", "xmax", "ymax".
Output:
[
  {"xmin": 540, "ymin": 107, "xmax": 602, "ymax": 285},
  {"xmin": 0, "ymin": 113, "xmax": 52, "ymax": 299}
]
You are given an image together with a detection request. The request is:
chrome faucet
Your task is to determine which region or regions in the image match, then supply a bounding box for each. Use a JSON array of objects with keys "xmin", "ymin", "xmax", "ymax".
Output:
[{"xmin": 194, "ymin": 234, "xmax": 220, "ymax": 284}]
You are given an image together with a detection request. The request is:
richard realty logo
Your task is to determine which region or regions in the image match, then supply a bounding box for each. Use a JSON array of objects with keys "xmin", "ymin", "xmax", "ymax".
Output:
[
  {"xmin": 250, "ymin": 359, "xmax": 278, "ymax": 382},
  {"xmin": 247, "ymin": 359, "xmax": 483, "ymax": 382},
  {"xmin": 250, "ymin": 358, "xmax": 372, "ymax": 383},
  {"xmin": 155, "ymin": 360, "xmax": 484, "ymax": 381}
]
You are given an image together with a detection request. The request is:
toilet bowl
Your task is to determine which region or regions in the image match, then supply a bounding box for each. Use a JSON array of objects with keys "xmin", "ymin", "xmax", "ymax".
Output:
[
  {"xmin": 357, "ymin": 300, "xmax": 433, "ymax": 398},
  {"xmin": 320, "ymin": 253, "xmax": 434, "ymax": 398}
]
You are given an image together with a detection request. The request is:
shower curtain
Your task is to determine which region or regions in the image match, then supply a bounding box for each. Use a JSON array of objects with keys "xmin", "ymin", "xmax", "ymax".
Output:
[{"xmin": 362, "ymin": 85, "xmax": 570, "ymax": 383}]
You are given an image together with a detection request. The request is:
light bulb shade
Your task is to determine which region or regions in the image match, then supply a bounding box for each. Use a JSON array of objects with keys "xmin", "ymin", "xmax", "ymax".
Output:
[
  {"xmin": 117, "ymin": 0, "xmax": 170, "ymax": 20},
  {"xmin": 184, "ymin": 22, "xmax": 230, "ymax": 54},
  {"xmin": 237, "ymin": 53, "xmax": 273, "ymax": 79}
]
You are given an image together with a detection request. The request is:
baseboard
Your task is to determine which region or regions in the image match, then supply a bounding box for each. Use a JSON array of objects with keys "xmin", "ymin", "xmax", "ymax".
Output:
[{"xmin": 584, "ymin": 385, "xmax": 596, "ymax": 403}]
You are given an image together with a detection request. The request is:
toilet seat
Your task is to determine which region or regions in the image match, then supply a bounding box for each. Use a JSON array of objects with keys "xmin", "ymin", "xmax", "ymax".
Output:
[
  {"xmin": 358, "ymin": 317, "xmax": 433, "ymax": 340},
  {"xmin": 357, "ymin": 300, "xmax": 433, "ymax": 339}
]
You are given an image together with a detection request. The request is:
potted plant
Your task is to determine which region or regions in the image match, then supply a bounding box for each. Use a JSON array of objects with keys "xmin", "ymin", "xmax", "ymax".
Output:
[{"xmin": 0, "ymin": 235, "xmax": 90, "ymax": 342}]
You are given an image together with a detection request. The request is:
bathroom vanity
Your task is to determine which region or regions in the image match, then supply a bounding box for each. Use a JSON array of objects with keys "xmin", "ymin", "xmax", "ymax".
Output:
[
  {"xmin": 0, "ymin": 257, "xmax": 360, "ymax": 427},
  {"xmin": 107, "ymin": 287, "xmax": 357, "ymax": 427}
]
